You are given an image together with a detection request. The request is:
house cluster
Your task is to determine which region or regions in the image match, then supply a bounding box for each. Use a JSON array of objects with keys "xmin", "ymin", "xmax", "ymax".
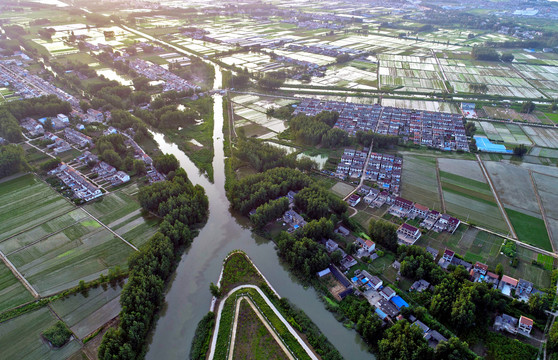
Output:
[
  {"xmin": 292, "ymin": 98, "xmax": 469, "ymax": 151},
  {"xmin": 337, "ymin": 150, "xmax": 402, "ymax": 190},
  {"xmin": 20, "ymin": 117, "xmax": 44, "ymax": 137},
  {"xmin": 49, "ymin": 163, "xmax": 102, "ymax": 202},
  {"xmin": 44, "ymin": 132, "xmax": 72, "ymax": 154},
  {"xmin": 411, "ymin": 318, "xmax": 449, "ymax": 349},
  {"xmin": 0, "ymin": 60, "xmax": 79, "ymax": 108},
  {"xmin": 64, "ymin": 128, "xmax": 92, "ymax": 148},
  {"xmin": 283, "ymin": 209, "xmax": 307, "ymax": 231},
  {"xmin": 92, "ymin": 161, "xmax": 130, "ymax": 186},
  {"xmin": 125, "ymin": 58, "xmax": 199, "ymax": 92},
  {"xmin": 122, "ymin": 133, "xmax": 165, "ymax": 184}
]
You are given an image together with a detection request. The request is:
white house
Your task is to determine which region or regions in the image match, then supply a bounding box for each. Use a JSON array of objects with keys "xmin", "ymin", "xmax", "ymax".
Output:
[{"xmin": 57, "ymin": 113, "xmax": 69, "ymax": 123}]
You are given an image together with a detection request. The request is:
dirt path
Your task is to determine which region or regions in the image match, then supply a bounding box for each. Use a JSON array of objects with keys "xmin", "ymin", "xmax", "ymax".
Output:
[
  {"xmin": 435, "ymin": 158, "xmax": 446, "ymax": 213},
  {"xmin": 80, "ymin": 207, "xmax": 138, "ymax": 252},
  {"xmin": 529, "ymin": 170, "xmax": 556, "ymax": 253},
  {"xmin": 476, "ymin": 154, "xmax": 517, "ymax": 239},
  {"xmin": 228, "ymin": 296, "xmax": 295, "ymax": 360}
]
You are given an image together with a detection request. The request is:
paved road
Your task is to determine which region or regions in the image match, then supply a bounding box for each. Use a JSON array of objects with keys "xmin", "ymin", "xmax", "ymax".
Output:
[
  {"xmin": 208, "ymin": 284, "xmax": 319, "ymax": 360},
  {"xmin": 476, "ymin": 154, "xmax": 517, "ymax": 239}
]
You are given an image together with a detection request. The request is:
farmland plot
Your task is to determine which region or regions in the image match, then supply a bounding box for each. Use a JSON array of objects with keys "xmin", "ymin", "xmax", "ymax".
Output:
[
  {"xmin": 8, "ymin": 226, "xmax": 134, "ymax": 296},
  {"xmin": 0, "ymin": 262, "xmax": 33, "ymax": 312},
  {"xmin": 532, "ymin": 172, "xmax": 558, "ymax": 249},
  {"xmin": 400, "ymin": 155, "xmax": 441, "ymax": 210},
  {"xmin": 0, "ymin": 307, "xmax": 81, "ymax": 360},
  {"xmin": 437, "ymin": 158, "xmax": 486, "ymax": 182},
  {"xmin": 439, "ymin": 170, "xmax": 508, "ymax": 233},
  {"xmin": 51, "ymin": 284, "xmax": 123, "ymax": 339},
  {"xmin": 478, "ymin": 122, "xmax": 532, "ymax": 145},
  {"xmin": 0, "ymin": 175, "xmax": 75, "ymax": 241},
  {"xmin": 521, "ymin": 126, "xmax": 558, "ymax": 148}
]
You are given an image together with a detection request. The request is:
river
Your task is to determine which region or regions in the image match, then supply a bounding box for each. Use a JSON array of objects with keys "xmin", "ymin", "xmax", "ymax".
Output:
[{"xmin": 115, "ymin": 26, "xmax": 373, "ymax": 360}]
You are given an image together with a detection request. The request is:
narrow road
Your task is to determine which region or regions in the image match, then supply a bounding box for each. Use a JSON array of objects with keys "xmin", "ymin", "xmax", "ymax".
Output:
[
  {"xmin": 0, "ymin": 250, "xmax": 39, "ymax": 298},
  {"xmin": 476, "ymin": 154, "xmax": 517, "ymax": 239},
  {"xmin": 529, "ymin": 170, "xmax": 555, "ymax": 253},
  {"xmin": 228, "ymin": 296, "xmax": 295, "ymax": 360},
  {"xmin": 80, "ymin": 207, "xmax": 139, "ymax": 252},
  {"xmin": 208, "ymin": 284, "xmax": 319, "ymax": 360},
  {"xmin": 431, "ymin": 50, "xmax": 450, "ymax": 93}
]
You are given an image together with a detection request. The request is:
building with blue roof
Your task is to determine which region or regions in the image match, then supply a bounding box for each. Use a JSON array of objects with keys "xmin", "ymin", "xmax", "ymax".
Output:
[
  {"xmin": 391, "ymin": 295, "xmax": 409, "ymax": 310},
  {"xmin": 474, "ymin": 136, "xmax": 513, "ymax": 154}
]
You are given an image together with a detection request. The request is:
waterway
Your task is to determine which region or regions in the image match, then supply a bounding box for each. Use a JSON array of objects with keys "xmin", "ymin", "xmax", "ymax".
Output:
[{"xmin": 115, "ymin": 26, "xmax": 374, "ymax": 360}]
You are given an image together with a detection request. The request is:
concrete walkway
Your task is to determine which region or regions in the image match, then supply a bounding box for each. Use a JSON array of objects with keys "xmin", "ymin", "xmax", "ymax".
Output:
[{"xmin": 208, "ymin": 284, "xmax": 318, "ymax": 360}]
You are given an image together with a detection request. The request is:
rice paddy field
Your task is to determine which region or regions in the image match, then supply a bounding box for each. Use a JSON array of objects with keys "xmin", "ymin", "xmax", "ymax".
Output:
[
  {"xmin": 51, "ymin": 283, "xmax": 123, "ymax": 339},
  {"xmin": 477, "ymin": 122, "xmax": 532, "ymax": 146},
  {"xmin": 0, "ymin": 175, "xmax": 75, "ymax": 241},
  {"xmin": 330, "ymin": 182, "xmax": 355, "ymax": 198},
  {"xmin": 381, "ymin": 98, "xmax": 460, "ymax": 113},
  {"xmin": 521, "ymin": 126, "xmax": 558, "ymax": 148},
  {"xmin": 378, "ymin": 54, "xmax": 447, "ymax": 93},
  {"xmin": 0, "ymin": 307, "xmax": 81, "ymax": 360},
  {"xmin": 439, "ymin": 168, "xmax": 508, "ymax": 234},
  {"xmin": 231, "ymin": 94, "xmax": 291, "ymax": 139},
  {"xmin": 439, "ymin": 58, "xmax": 545, "ymax": 98},
  {"xmin": 0, "ymin": 262, "xmax": 33, "ymax": 313},
  {"xmin": 532, "ymin": 172, "xmax": 558, "ymax": 251},
  {"xmin": 400, "ymin": 155, "xmax": 442, "ymax": 210},
  {"xmin": 303, "ymin": 65, "xmax": 378, "ymax": 89},
  {"xmin": 0, "ymin": 177, "xmax": 157, "ymax": 297}
]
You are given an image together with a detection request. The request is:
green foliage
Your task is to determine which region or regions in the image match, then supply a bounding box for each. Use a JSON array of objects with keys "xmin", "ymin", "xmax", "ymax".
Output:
[
  {"xmin": 189, "ymin": 312, "xmax": 215, "ymax": 360},
  {"xmin": 369, "ymin": 219, "xmax": 399, "ymax": 252},
  {"xmin": 483, "ymin": 331, "xmax": 537, "ymax": 360},
  {"xmin": 209, "ymin": 282, "xmax": 221, "ymax": 298},
  {"xmin": 0, "ymin": 108, "xmax": 23, "ymax": 142},
  {"xmin": 471, "ymin": 46, "xmax": 500, "ymax": 61},
  {"xmin": 288, "ymin": 111, "xmax": 340, "ymax": 146},
  {"xmin": 338, "ymin": 295, "xmax": 384, "ymax": 347},
  {"xmin": 434, "ymin": 337, "xmax": 478, "ymax": 360},
  {"xmin": 294, "ymin": 184, "xmax": 348, "ymax": 220},
  {"xmin": 399, "ymin": 245, "xmax": 446, "ymax": 285},
  {"xmin": 277, "ymin": 229, "xmax": 331, "ymax": 278},
  {"xmin": 228, "ymin": 167, "xmax": 312, "ymax": 216},
  {"xmin": 153, "ymin": 154, "xmax": 179, "ymax": 175},
  {"xmin": 220, "ymin": 252, "xmax": 264, "ymax": 293},
  {"xmin": 501, "ymin": 240, "xmax": 516, "ymax": 258},
  {"xmin": 0, "ymin": 145, "xmax": 28, "ymax": 178},
  {"xmin": 378, "ymin": 320, "xmax": 434, "ymax": 360},
  {"xmin": 250, "ymin": 197, "xmax": 289, "ymax": 229},
  {"xmin": 513, "ymin": 144, "xmax": 528, "ymax": 157},
  {"xmin": 42, "ymin": 321, "xmax": 72, "ymax": 348},
  {"xmin": 520, "ymin": 101, "xmax": 535, "ymax": 114},
  {"xmin": 356, "ymin": 130, "xmax": 399, "ymax": 149},
  {"xmin": 549, "ymin": 320, "xmax": 558, "ymax": 353},
  {"xmin": 501, "ymin": 53, "xmax": 515, "ymax": 62},
  {"xmin": 235, "ymin": 138, "xmax": 296, "ymax": 172}
]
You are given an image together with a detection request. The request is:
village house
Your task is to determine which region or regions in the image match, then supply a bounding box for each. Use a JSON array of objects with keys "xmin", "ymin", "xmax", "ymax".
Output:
[
  {"xmin": 518, "ymin": 316, "xmax": 533, "ymax": 335},
  {"xmin": 410, "ymin": 279, "xmax": 430, "ymax": 292},
  {"xmin": 111, "ymin": 171, "xmax": 130, "ymax": 185},
  {"xmin": 347, "ymin": 194, "xmax": 361, "ymax": 207},
  {"xmin": 325, "ymin": 239, "xmax": 339, "ymax": 253},
  {"xmin": 335, "ymin": 225, "xmax": 350, "ymax": 236},
  {"xmin": 498, "ymin": 275, "xmax": 519, "ymax": 296},
  {"xmin": 64, "ymin": 128, "xmax": 92, "ymax": 147},
  {"xmin": 363, "ymin": 239, "xmax": 376, "ymax": 253},
  {"xmin": 283, "ymin": 210, "xmax": 307, "ymax": 229},
  {"xmin": 494, "ymin": 314, "xmax": 518, "ymax": 334},
  {"xmin": 516, "ymin": 279, "xmax": 534, "ymax": 300},
  {"xmin": 380, "ymin": 286, "xmax": 396, "ymax": 301},
  {"xmin": 57, "ymin": 113, "xmax": 69, "ymax": 123},
  {"xmin": 396, "ymin": 223, "xmax": 421, "ymax": 246},
  {"xmin": 411, "ymin": 203, "xmax": 429, "ymax": 219},
  {"xmin": 421, "ymin": 210, "xmax": 440, "ymax": 229}
]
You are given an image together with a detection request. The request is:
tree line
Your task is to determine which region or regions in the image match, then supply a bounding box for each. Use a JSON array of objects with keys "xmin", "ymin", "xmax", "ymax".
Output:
[{"xmin": 98, "ymin": 168, "xmax": 208, "ymax": 359}]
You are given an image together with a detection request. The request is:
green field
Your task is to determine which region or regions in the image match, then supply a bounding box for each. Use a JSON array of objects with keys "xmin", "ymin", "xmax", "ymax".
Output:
[
  {"xmin": 84, "ymin": 189, "xmax": 160, "ymax": 247},
  {"xmin": 0, "ymin": 307, "xmax": 81, "ymax": 360},
  {"xmin": 506, "ymin": 208, "xmax": 553, "ymax": 252},
  {"xmin": 0, "ymin": 262, "xmax": 33, "ymax": 313},
  {"xmin": 0, "ymin": 175, "xmax": 75, "ymax": 241},
  {"xmin": 8, "ymin": 227, "xmax": 134, "ymax": 296},
  {"xmin": 232, "ymin": 299, "xmax": 289, "ymax": 360},
  {"xmin": 537, "ymin": 253, "xmax": 555, "ymax": 271},
  {"xmin": 51, "ymin": 283, "xmax": 123, "ymax": 339},
  {"xmin": 401, "ymin": 155, "xmax": 441, "ymax": 210},
  {"xmin": 440, "ymin": 171, "xmax": 508, "ymax": 233}
]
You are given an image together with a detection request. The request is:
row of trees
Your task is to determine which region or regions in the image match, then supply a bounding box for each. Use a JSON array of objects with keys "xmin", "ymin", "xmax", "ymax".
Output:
[
  {"xmin": 0, "ymin": 109, "xmax": 22, "ymax": 143},
  {"xmin": 99, "ymin": 169, "xmax": 208, "ymax": 359},
  {"xmin": 235, "ymin": 138, "xmax": 297, "ymax": 172},
  {"xmin": 289, "ymin": 111, "xmax": 348, "ymax": 147},
  {"xmin": 95, "ymin": 134, "xmax": 144, "ymax": 173},
  {"xmin": 228, "ymin": 167, "xmax": 312, "ymax": 215},
  {"xmin": 5, "ymin": 95, "xmax": 71, "ymax": 120},
  {"xmin": 356, "ymin": 130, "xmax": 399, "ymax": 150},
  {"xmin": 135, "ymin": 104, "xmax": 198, "ymax": 130}
]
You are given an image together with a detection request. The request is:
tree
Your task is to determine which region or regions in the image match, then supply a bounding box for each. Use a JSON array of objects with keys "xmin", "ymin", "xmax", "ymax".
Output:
[
  {"xmin": 495, "ymin": 263, "xmax": 503, "ymax": 279},
  {"xmin": 153, "ymin": 154, "xmax": 179, "ymax": 175},
  {"xmin": 133, "ymin": 160, "xmax": 146, "ymax": 175},
  {"xmin": 0, "ymin": 145, "xmax": 28, "ymax": 178},
  {"xmin": 369, "ymin": 219, "xmax": 398, "ymax": 252},
  {"xmin": 132, "ymin": 76, "xmax": 151, "ymax": 92},
  {"xmin": 521, "ymin": 101, "xmax": 535, "ymax": 114},
  {"xmin": 501, "ymin": 53, "xmax": 514, "ymax": 62},
  {"xmin": 513, "ymin": 144, "xmax": 528, "ymax": 157},
  {"xmin": 434, "ymin": 337, "xmax": 476, "ymax": 360},
  {"xmin": 549, "ymin": 321, "xmax": 558, "ymax": 353},
  {"xmin": 378, "ymin": 320, "xmax": 434, "ymax": 360},
  {"xmin": 331, "ymin": 250, "xmax": 343, "ymax": 264},
  {"xmin": 209, "ymin": 282, "xmax": 221, "ymax": 298},
  {"xmin": 528, "ymin": 292, "xmax": 548, "ymax": 317}
]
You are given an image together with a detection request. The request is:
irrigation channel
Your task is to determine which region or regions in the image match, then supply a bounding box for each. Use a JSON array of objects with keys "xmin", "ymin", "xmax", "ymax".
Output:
[{"xmin": 144, "ymin": 49, "xmax": 372, "ymax": 359}]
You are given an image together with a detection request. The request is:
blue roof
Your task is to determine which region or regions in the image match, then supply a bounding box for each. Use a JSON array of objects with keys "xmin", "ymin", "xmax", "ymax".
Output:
[
  {"xmin": 375, "ymin": 308, "xmax": 387, "ymax": 319},
  {"xmin": 352, "ymin": 276, "xmax": 359, "ymax": 282},
  {"xmin": 391, "ymin": 296, "xmax": 409, "ymax": 309},
  {"xmin": 474, "ymin": 136, "xmax": 513, "ymax": 154}
]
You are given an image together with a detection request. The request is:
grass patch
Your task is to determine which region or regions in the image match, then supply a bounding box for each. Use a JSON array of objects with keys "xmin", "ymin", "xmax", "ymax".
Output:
[
  {"xmin": 220, "ymin": 252, "xmax": 264, "ymax": 295},
  {"xmin": 506, "ymin": 208, "xmax": 552, "ymax": 252},
  {"xmin": 537, "ymin": 253, "xmax": 554, "ymax": 271}
]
